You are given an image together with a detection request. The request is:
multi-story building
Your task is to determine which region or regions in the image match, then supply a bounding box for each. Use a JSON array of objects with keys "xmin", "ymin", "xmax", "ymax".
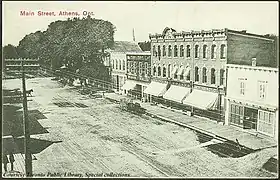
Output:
[
  {"xmin": 225, "ymin": 63, "xmax": 278, "ymax": 140},
  {"xmin": 105, "ymin": 41, "xmax": 143, "ymax": 92},
  {"xmin": 146, "ymin": 27, "xmax": 275, "ymax": 120},
  {"xmin": 122, "ymin": 52, "xmax": 151, "ymax": 99}
]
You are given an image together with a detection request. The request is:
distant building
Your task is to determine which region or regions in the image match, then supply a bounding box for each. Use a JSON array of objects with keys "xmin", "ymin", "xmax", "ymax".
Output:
[
  {"xmin": 105, "ymin": 41, "xmax": 143, "ymax": 92},
  {"xmin": 122, "ymin": 52, "xmax": 151, "ymax": 100},
  {"xmin": 147, "ymin": 27, "xmax": 276, "ymax": 121},
  {"xmin": 225, "ymin": 63, "xmax": 278, "ymax": 140}
]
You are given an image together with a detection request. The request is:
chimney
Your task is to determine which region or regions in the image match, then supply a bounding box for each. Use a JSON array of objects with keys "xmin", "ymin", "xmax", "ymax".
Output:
[{"xmin": 252, "ymin": 58, "xmax": 257, "ymax": 66}]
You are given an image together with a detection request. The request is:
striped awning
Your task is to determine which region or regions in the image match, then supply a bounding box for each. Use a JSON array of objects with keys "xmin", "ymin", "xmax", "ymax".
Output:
[
  {"xmin": 122, "ymin": 81, "xmax": 136, "ymax": 90},
  {"xmin": 183, "ymin": 89, "xmax": 218, "ymax": 110},
  {"xmin": 163, "ymin": 85, "xmax": 191, "ymax": 103},
  {"xmin": 183, "ymin": 67, "xmax": 191, "ymax": 77},
  {"xmin": 177, "ymin": 67, "xmax": 185, "ymax": 76},
  {"xmin": 171, "ymin": 66, "xmax": 178, "ymax": 75},
  {"xmin": 144, "ymin": 81, "xmax": 168, "ymax": 97}
]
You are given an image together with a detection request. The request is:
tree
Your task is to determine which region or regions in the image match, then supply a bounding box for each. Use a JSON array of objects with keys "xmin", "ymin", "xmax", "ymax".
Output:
[
  {"xmin": 3, "ymin": 44, "xmax": 19, "ymax": 59},
  {"xmin": 17, "ymin": 17, "xmax": 116, "ymax": 80}
]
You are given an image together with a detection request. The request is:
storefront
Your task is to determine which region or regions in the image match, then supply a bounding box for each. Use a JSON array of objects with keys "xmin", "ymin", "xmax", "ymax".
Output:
[
  {"xmin": 144, "ymin": 81, "xmax": 168, "ymax": 103},
  {"xmin": 228, "ymin": 101, "xmax": 277, "ymax": 137}
]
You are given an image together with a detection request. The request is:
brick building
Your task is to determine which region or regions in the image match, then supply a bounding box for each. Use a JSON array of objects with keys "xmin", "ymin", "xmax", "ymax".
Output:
[
  {"xmin": 147, "ymin": 27, "xmax": 275, "ymax": 121},
  {"xmin": 122, "ymin": 52, "xmax": 151, "ymax": 99},
  {"xmin": 105, "ymin": 41, "xmax": 143, "ymax": 92}
]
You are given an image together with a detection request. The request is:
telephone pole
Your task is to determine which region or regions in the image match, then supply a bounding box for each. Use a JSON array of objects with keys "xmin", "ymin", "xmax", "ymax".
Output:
[{"xmin": 5, "ymin": 58, "xmax": 39, "ymax": 177}]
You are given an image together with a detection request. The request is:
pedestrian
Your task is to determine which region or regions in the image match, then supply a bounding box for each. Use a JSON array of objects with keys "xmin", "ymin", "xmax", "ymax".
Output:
[
  {"xmin": 9, "ymin": 152, "xmax": 15, "ymax": 171},
  {"xmin": 2, "ymin": 154, "xmax": 9, "ymax": 173}
]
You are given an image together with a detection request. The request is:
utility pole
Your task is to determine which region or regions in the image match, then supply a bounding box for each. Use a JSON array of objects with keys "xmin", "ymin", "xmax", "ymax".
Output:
[
  {"xmin": 5, "ymin": 58, "xmax": 39, "ymax": 177},
  {"xmin": 21, "ymin": 59, "xmax": 33, "ymax": 177}
]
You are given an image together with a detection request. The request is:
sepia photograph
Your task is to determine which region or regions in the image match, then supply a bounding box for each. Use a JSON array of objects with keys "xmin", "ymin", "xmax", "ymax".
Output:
[{"xmin": 2, "ymin": 1, "xmax": 279, "ymax": 178}]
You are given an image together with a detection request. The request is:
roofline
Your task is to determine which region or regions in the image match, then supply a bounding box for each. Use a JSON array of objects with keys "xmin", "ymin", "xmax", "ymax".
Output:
[
  {"xmin": 126, "ymin": 52, "xmax": 151, "ymax": 55},
  {"xmin": 226, "ymin": 29, "xmax": 274, "ymax": 41},
  {"xmin": 226, "ymin": 64, "xmax": 278, "ymax": 72}
]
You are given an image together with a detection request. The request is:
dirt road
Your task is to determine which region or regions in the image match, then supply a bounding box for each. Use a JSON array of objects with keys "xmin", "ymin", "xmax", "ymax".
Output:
[{"xmin": 2, "ymin": 77, "xmax": 277, "ymax": 177}]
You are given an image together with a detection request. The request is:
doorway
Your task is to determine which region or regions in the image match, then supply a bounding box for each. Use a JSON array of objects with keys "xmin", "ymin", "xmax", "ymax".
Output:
[{"xmin": 243, "ymin": 107, "xmax": 258, "ymax": 130}]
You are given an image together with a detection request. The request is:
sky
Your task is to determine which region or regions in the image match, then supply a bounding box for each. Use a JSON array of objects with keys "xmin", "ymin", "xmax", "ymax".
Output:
[{"xmin": 2, "ymin": 1, "xmax": 279, "ymax": 46}]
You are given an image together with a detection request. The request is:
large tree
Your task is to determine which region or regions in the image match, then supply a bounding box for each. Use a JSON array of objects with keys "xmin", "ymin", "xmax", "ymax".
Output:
[{"xmin": 17, "ymin": 16, "xmax": 116, "ymax": 80}]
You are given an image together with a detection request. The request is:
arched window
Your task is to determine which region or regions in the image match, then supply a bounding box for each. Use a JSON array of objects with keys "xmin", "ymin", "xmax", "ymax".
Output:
[
  {"xmin": 123, "ymin": 60, "xmax": 125, "ymax": 70},
  {"xmin": 168, "ymin": 64, "xmax": 171, "ymax": 77},
  {"xmin": 220, "ymin": 69, "xmax": 225, "ymax": 85},
  {"xmin": 158, "ymin": 45, "xmax": 161, "ymax": 57},
  {"xmin": 174, "ymin": 45, "xmax": 178, "ymax": 57},
  {"xmin": 202, "ymin": 67, "xmax": 207, "ymax": 83},
  {"xmin": 163, "ymin": 66, "xmax": 166, "ymax": 77},
  {"xmin": 116, "ymin": 60, "xmax": 118, "ymax": 70},
  {"xmin": 220, "ymin": 44, "xmax": 226, "ymax": 59},
  {"xmin": 112, "ymin": 59, "xmax": 115, "ymax": 69},
  {"xmin": 153, "ymin": 66, "xmax": 156, "ymax": 76},
  {"xmin": 153, "ymin": 45, "xmax": 156, "ymax": 56},
  {"xmin": 179, "ymin": 66, "xmax": 184, "ymax": 80},
  {"xmin": 203, "ymin": 45, "xmax": 207, "ymax": 58},
  {"xmin": 180, "ymin": 45, "xmax": 184, "ymax": 57},
  {"xmin": 168, "ymin": 45, "xmax": 172, "ymax": 57},
  {"xmin": 211, "ymin": 45, "xmax": 217, "ymax": 59},
  {"xmin": 134, "ymin": 62, "xmax": 137, "ymax": 73},
  {"xmin": 163, "ymin": 45, "xmax": 166, "ymax": 57},
  {"xmin": 195, "ymin": 67, "xmax": 199, "ymax": 82},
  {"xmin": 158, "ymin": 66, "xmax": 161, "ymax": 76},
  {"xmin": 145, "ymin": 62, "xmax": 148, "ymax": 75},
  {"xmin": 119, "ymin": 60, "xmax": 122, "ymax": 70},
  {"xmin": 195, "ymin": 45, "xmax": 199, "ymax": 58},
  {"xmin": 186, "ymin": 45, "xmax": 191, "ymax": 58},
  {"xmin": 211, "ymin": 68, "xmax": 216, "ymax": 84}
]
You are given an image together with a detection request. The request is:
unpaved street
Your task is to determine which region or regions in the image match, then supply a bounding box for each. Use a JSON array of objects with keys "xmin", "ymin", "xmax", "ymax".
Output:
[{"xmin": 2, "ymin": 77, "xmax": 277, "ymax": 177}]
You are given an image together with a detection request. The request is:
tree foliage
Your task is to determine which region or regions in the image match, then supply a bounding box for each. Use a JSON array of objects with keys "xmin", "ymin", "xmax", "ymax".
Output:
[
  {"xmin": 17, "ymin": 16, "xmax": 116, "ymax": 80},
  {"xmin": 138, "ymin": 41, "xmax": 151, "ymax": 52}
]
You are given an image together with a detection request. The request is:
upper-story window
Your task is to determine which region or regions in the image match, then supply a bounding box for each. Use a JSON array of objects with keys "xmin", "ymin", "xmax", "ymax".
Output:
[
  {"xmin": 174, "ymin": 45, "xmax": 178, "ymax": 57},
  {"xmin": 153, "ymin": 45, "xmax": 156, "ymax": 57},
  {"xmin": 168, "ymin": 45, "xmax": 172, "ymax": 57},
  {"xmin": 119, "ymin": 60, "xmax": 122, "ymax": 70},
  {"xmin": 158, "ymin": 45, "xmax": 161, "ymax": 57},
  {"xmin": 220, "ymin": 69, "xmax": 225, "ymax": 86},
  {"xmin": 112, "ymin": 59, "xmax": 114, "ymax": 69},
  {"xmin": 211, "ymin": 45, "xmax": 217, "ymax": 59},
  {"xmin": 163, "ymin": 67, "xmax": 166, "ymax": 77},
  {"xmin": 153, "ymin": 66, "xmax": 156, "ymax": 76},
  {"xmin": 139, "ymin": 62, "xmax": 142, "ymax": 74},
  {"xmin": 211, "ymin": 68, "xmax": 216, "ymax": 84},
  {"xmin": 116, "ymin": 60, "xmax": 118, "ymax": 70},
  {"xmin": 220, "ymin": 44, "xmax": 226, "ymax": 59},
  {"xmin": 195, "ymin": 67, "xmax": 199, "ymax": 82},
  {"xmin": 240, "ymin": 81, "xmax": 245, "ymax": 95},
  {"xmin": 202, "ymin": 67, "xmax": 207, "ymax": 83},
  {"xmin": 186, "ymin": 45, "xmax": 191, "ymax": 58},
  {"xmin": 180, "ymin": 45, "xmax": 184, "ymax": 57},
  {"xmin": 203, "ymin": 45, "xmax": 207, "ymax": 59},
  {"xmin": 195, "ymin": 45, "xmax": 199, "ymax": 58},
  {"xmin": 163, "ymin": 45, "xmax": 166, "ymax": 57},
  {"xmin": 134, "ymin": 62, "xmax": 137, "ymax": 73},
  {"xmin": 123, "ymin": 60, "xmax": 125, "ymax": 70},
  {"xmin": 158, "ymin": 66, "xmax": 161, "ymax": 76},
  {"xmin": 145, "ymin": 62, "xmax": 148, "ymax": 75},
  {"xmin": 258, "ymin": 81, "xmax": 267, "ymax": 99},
  {"xmin": 168, "ymin": 64, "xmax": 171, "ymax": 78}
]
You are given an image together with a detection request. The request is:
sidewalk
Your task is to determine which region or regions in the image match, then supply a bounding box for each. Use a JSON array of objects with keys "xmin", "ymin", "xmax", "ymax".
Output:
[{"xmin": 105, "ymin": 93, "xmax": 277, "ymax": 150}]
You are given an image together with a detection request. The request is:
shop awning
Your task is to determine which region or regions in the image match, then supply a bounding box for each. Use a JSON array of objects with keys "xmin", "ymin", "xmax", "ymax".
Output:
[
  {"xmin": 171, "ymin": 66, "xmax": 178, "ymax": 75},
  {"xmin": 183, "ymin": 89, "xmax": 218, "ymax": 110},
  {"xmin": 144, "ymin": 81, "xmax": 168, "ymax": 97},
  {"xmin": 183, "ymin": 67, "xmax": 191, "ymax": 77},
  {"xmin": 122, "ymin": 81, "xmax": 136, "ymax": 90},
  {"xmin": 177, "ymin": 67, "xmax": 184, "ymax": 76},
  {"xmin": 163, "ymin": 85, "xmax": 191, "ymax": 103}
]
